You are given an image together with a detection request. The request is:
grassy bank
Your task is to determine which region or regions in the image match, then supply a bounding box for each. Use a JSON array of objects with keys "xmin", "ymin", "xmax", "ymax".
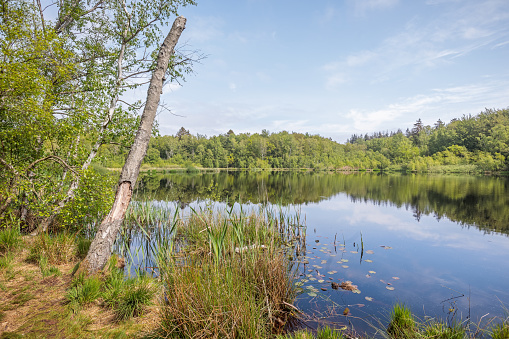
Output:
[{"xmin": 2, "ymin": 207, "xmax": 509, "ymax": 338}]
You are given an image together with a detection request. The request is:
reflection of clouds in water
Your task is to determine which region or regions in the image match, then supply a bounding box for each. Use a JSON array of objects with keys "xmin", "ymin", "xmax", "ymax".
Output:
[{"xmin": 336, "ymin": 200, "xmax": 509, "ymax": 254}]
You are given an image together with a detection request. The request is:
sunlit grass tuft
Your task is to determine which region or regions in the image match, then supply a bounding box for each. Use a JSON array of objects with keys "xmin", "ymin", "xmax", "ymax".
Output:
[{"xmin": 387, "ymin": 303, "xmax": 416, "ymax": 338}]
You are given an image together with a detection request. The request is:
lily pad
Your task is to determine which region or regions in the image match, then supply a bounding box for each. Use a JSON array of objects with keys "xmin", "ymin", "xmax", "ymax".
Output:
[
  {"xmin": 318, "ymin": 279, "xmax": 325, "ymax": 283},
  {"xmin": 327, "ymin": 270, "xmax": 338, "ymax": 274},
  {"xmin": 308, "ymin": 292, "xmax": 317, "ymax": 297}
]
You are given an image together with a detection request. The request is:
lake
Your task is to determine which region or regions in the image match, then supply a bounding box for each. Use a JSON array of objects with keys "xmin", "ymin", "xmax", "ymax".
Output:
[{"xmin": 126, "ymin": 171, "xmax": 509, "ymax": 334}]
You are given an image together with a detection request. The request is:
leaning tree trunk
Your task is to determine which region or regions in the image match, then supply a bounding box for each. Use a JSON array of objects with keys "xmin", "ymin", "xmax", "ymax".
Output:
[{"xmin": 79, "ymin": 16, "xmax": 187, "ymax": 275}]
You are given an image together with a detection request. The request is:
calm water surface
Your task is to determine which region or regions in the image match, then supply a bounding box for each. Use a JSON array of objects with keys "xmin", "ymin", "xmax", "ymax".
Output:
[{"xmin": 131, "ymin": 171, "xmax": 509, "ymax": 333}]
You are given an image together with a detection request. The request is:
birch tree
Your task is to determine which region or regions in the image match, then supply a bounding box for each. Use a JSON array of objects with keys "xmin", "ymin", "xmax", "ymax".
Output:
[{"xmin": 0, "ymin": 0, "xmax": 195, "ymax": 232}]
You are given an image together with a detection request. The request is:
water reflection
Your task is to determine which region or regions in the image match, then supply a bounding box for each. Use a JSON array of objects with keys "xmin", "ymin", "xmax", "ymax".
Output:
[
  {"xmin": 128, "ymin": 171, "xmax": 509, "ymax": 334},
  {"xmin": 136, "ymin": 171, "xmax": 509, "ymax": 235}
]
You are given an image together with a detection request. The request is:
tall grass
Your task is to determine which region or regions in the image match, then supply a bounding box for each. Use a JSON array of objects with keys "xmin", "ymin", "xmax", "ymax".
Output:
[
  {"xmin": 0, "ymin": 226, "xmax": 22, "ymax": 254},
  {"xmin": 116, "ymin": 200, "xmax": 305, "ymax": 337}
]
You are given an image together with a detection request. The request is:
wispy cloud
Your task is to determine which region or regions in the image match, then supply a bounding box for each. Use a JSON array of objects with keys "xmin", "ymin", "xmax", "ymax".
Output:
[
  {"xmin": 328, "ymin": 0, "xmax": 509, "ymax": 83},
  {"xmin": 184, "ymin": 16, "xmax": 224, "ymax": 42},
  {"xmin": 350, "ymin": 0, "xmax": 399, "ymax": 15}
]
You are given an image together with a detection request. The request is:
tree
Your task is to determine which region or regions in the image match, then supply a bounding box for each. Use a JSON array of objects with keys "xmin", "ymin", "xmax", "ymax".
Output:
[
  {"xmin": 0, "ymin": 0, "xmax": 196, "ymax": 233},
  {"xmin": 80, "ymin": 16, "xmax": 187, "ymax": 275}
]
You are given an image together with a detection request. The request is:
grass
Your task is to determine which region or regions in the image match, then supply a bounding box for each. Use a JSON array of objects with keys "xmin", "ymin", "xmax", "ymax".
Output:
[
  {"xmin": 276, "ymin": 326, "xmax": 346, "ymax": 339},
  {"xmin": 159, "ymin": 251, "xmax": 296, "ymax": 338},
  {"xmin": 387, "ymin": 303, "xmax": 416, "ymax": 338},
  {"xmin": 26, "ymin": 232, "xmax": 77, "ymax": 265},
  {"xmin": 118, "ymin": 202, "xmax": 304, "ymax": 338},
  {"xmin": 491, "ymin": 320, "xmax": 509, "ymax": 339}
]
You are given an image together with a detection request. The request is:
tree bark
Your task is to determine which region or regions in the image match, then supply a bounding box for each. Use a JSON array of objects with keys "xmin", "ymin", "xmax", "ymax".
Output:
[{"xmin": 79, "ymin": 16, "xmax": 187, "ymax": 275}]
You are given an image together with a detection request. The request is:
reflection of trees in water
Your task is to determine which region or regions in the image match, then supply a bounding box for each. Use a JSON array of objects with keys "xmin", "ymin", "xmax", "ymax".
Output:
[{"xmin": 135, "ymin": 171, "xmax": 509, "ymax": 235}]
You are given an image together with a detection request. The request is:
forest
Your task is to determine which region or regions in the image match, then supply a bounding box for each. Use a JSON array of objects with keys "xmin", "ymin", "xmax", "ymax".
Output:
[{"xmin": 100, "ymin": 108, "xmax": 509, "ymax": 172}]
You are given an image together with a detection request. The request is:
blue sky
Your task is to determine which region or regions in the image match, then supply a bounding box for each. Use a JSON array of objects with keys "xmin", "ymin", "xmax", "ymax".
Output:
[{"xmin": 155, "ymin": 0, "xmax": 509, "ymax": 142}]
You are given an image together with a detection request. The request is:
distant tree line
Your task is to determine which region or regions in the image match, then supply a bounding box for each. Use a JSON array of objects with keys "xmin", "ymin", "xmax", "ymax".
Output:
[{"xmin": 99, "ymin": 108, "xmax": 509, "ymax": 172}]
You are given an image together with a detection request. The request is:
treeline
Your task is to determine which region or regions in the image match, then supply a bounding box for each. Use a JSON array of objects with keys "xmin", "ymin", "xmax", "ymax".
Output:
[
  {"xmin": 135, "ymin": 171, "xmax": 509, "ymax": 235},
  {"xmin": 100, "ymin": 108, "xmax": 509, "ymax": 172}
]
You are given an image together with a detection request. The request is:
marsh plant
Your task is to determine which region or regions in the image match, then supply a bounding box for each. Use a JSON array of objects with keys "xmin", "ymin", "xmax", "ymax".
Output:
[{"xmin": 115, "ymin": 200, "xmax": 306, "ymax": 337}]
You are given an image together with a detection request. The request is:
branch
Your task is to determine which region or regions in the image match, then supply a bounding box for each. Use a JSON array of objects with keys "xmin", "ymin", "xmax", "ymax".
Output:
[{"xmin": 25, "ymin": 155, "xmax": 79, "ymax": 176}]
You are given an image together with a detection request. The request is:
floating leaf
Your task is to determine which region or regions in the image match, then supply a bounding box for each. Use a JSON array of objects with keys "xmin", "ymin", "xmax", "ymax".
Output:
[
  {"xmin": 352, "ymin": 289, "xmax": 361, "ymax": 294},
  {"xmin": 342, "ymin": 265, "xmax": 349, "ymax": 269},
  {"xmin": 315, "ymin": 240, "xmax": 319, "ymax": 243},
  {"xmin": 303, "ymin": 261, "xmax": 309, "ymax": 264},
  {"xmin": 320, "ymin": 260, "xmax": 327, "ymax": 264},
  {"xmin": 369, "ymin": 271, "xmax": 376, "ymax": 274},
  {"xmin": 341, "ymin": 259, "xmax": 349, "ymax": 263},
  {"xmin": 318, "ymin": 279, "xmax": 325, "ymax": 283},
  {"xmin": 380, "ymin": 279, "xmax": 387, "ymax": 284},
  {"xmin": 386, "ymin": 286, "xmax": 395, "ymax": 291},
  {"xmin": 321, "ymin": 288, "xmax": 327, "ymax": 291},
  {"xmin": 343, "ymin": 307, "xmax": 350, "ymax": 315},
  {"xmin": 296, "ymin": 288, "xmax": 304, "ymax": 293},
  {"xmin": 364, "ymin": 259, "xmax": 373, "ymax": 263},
  {"xmin": 330, "ymin": 254, "xmax": 336, "ymax": 257},
  {"xmin": 392, "ymin": 277, "xmax": 400, "ymax": 280},
  {"xmin": 295, "ymin": 282, "xmax": 304, "ymax": 286},
  {"xmin": 350, "ymin": 251, "xmax": 358, "ymax": 254},
  {"xmin": 308, "ymin": 292, "xmax": 317, "ymax": 297},
  {"xmin": 366, "ymin": 250, "xmax": 374, "ymax": 254},
  {"xmin": 365, "ymin": 296, "xmax": 374, "ymax": 301},
  {"xmin": 365, "ymin": 274, "xmax": 371, "ymax": 278},
  {"xmin": 327, "ymin": 270, "xmax": 338, "ymax": 275},
  {"xmin": 301, "ymin": 279, "xmax": 309, "ymax": 283}
]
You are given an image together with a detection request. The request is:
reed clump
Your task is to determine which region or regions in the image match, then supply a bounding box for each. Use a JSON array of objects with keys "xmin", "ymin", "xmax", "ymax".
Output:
[{"xmin": 120, "ymin": 202, "xmax": 305, "ymax": 338}]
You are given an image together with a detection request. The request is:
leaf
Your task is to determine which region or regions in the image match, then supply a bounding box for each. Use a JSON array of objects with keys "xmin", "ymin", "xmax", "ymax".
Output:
[
  {"xmin": 392, "ymin": 277, "xmax": 400, "ymax": 280},
  {"xmin": 365, "ymin": 296, "xmax": 373, "ymax": 301},
  {"xmin": 366, "ymin": 250, "xmax": 374, "ymax": 254},
  {"xmin": 321, "ymin": 288, "xmax": 327, "ymax": 291},
  {"xmin": 341, "ymin": 259, "xmax": 349, "ymax": 263},
  {"xmin": 350, "ymin": 251, "xmax": 358, "ymax": 254},
  {"xmin": 318, "ymin": 279, "xmax": 325, "ymax": 283},
  {"xmin": 327, "ymin": 270, "xmax": 337, "ymax": 274},
  {"xmin": 364, "ymin": 259, "xmax": 373, "ymax": 263},
  {"xmin": 342, "ymin": 265, "xmax": 349, "ymax": 268},
  {"xmin": 369, "ymin": 271, "xmax": 376, "ymax": 274},
  {"xmin": 320, "ymin": 260, "xmax": 327, "ymax": 264},
  {"xmin": 308, "ymin": 292, "xmax": 317, "ymax": 297},
  {"xmin": 386, "ymin": 286, "xmax": 395, "ymax": 291}
]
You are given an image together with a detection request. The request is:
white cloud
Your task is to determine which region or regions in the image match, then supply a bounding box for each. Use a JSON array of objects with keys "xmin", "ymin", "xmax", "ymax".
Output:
[
  {"xmin": 346, "ymin": 51, "xmax": 377, "ymax": 67},
  {"xmin": 229, "ymin": 82, "xmax": 237, "ymax": 91},
  {"xmin": 325, "ymin": 73, "xmax": 347, "ymax": 90}
]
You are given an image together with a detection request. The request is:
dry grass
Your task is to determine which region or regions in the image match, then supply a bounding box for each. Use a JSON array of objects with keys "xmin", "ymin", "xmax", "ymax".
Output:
[{"xmin": 0, "ymin": 236, "xmax": 159, "ymax": 338}]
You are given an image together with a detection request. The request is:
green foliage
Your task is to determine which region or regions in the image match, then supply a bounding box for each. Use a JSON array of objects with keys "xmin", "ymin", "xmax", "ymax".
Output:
[
  {"xmin": 421, "ymin": 320, "xmax": 465, "ymax": 339},
  {"xmin": 115, "ymin": 108, "xmax": 509, "ymax": 173},
  {"xmin": 491, "ymin": 320, "xmax": 509, "ymax": 339},
  {"xmin": 113, "ymin": 274, "xmax": 156, "ymax": 321},
  {"xmin": 65, "ymin": 274, "xmax": 102, "ymax": 312},
  {"xmin": 58, "ymin": 168, "xmax": 116, "ymax": 233},
  {"xmin": 0, "ymin": 0, "xmax": 196, "ymax": 232},
  {"xmin": 0, "ymin": 227, "xmax": 22, "ymax": 254},
  {"xmin": 27, "ymin": 232, "xmax": 76, "ymax": 265},
  {"xmin": 276, "ymin": 327, "xmax": 345, "ymax": 339},
  {"xmin": 387, "ymin": 303, "xmax": 416, "ymax": 338}
]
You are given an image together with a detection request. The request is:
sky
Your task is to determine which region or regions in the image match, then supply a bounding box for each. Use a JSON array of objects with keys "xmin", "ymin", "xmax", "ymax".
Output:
[{"xmin": 151, "ymin": 0, "xmax": 509, "ymax": 143}]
